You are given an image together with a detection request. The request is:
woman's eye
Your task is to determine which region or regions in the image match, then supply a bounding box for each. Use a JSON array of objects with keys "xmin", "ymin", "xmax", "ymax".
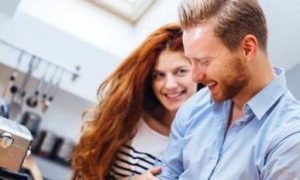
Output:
[
  {"xmin": 152, "ymin": 72, "xmax": 164, "ymax": 79},
  {"xmin": 176, "ymin": 69, "xmax": 188, "ymax": 76}
]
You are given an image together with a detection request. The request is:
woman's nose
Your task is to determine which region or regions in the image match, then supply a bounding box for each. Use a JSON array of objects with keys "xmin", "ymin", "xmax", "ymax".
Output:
[{"xmin": 164, "ymin": 75, "xmax": 178, "ymax": 89}]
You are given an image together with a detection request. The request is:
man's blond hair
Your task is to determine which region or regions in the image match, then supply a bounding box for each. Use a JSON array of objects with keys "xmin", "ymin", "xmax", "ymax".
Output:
[{"xmin": 179, "ymin": 0, "xmax": 268, "ymax": 51}]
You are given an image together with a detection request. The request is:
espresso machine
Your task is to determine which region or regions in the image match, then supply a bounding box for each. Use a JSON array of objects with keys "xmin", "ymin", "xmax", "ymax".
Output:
[{"xmin": 0, "ymin": 116, "xmax": 33, "ymax": 179}]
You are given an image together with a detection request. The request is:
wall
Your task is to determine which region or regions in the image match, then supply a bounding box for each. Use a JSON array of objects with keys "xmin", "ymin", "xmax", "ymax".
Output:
[
  {"xmin": 286, "ymin": 62, "xmax": 300, "ymax": 100},
  {"xmin": 0, "ymin": 11, "xmax": 123, "ymax": 102},
  {"xmin": 260, "ymin": 0, "xmax": 300, "ymax": 70}
]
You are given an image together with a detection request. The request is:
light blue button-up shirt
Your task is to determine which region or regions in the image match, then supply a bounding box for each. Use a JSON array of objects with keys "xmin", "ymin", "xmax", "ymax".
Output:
[{"xmin": 159, "ymin": 67, "xmax": 300, "ymax": 180}]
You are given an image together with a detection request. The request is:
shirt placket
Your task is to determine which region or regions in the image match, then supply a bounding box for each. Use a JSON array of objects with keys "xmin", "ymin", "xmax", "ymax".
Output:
[
  {"xmin": 222, "ymin": 107, "xmax": 254, "ymax": 153},
  {"xmin": 205, "ymin": 103, "xmax": 231, "ymax": 179}
]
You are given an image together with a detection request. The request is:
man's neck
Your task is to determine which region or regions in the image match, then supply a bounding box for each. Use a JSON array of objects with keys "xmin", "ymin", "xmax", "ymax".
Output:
[
  {"xmin": 230, "ymin": 58, "xmax": 275, "ymax": 125},
  {"xmin": 233, "ymin": 59, "xmax": 275, "ymax": 110},
  {"xmin": 227, "ymin": 103, "xmax": 244, "ymax": 130}
]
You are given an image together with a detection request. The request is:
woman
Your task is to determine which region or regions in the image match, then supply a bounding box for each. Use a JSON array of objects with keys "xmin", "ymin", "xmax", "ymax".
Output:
[{"xmin": 72, "ymin": 23, "xmax": 203, "ymax": 179}]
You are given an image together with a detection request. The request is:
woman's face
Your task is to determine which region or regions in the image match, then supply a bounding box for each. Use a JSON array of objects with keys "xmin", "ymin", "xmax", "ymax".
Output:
[{"xmin": 152, "ymin": 50, "xmax": 197, "ymax": 114}]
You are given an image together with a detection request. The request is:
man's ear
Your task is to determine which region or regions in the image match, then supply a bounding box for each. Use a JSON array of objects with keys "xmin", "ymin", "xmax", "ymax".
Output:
[{"xmin": 241, "ymin": 34, "xmax": 258, "ymax": 62}]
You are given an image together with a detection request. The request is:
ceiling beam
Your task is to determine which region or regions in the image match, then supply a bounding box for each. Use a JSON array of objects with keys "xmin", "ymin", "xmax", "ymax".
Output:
[{"xmin": 0, "ymin": 0, "xmax": 21, "ymax": 16}]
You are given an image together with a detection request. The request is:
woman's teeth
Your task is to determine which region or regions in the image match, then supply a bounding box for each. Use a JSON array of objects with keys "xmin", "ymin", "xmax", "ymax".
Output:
[{"xmin": 165, "ymin": 91, "xmax": 185, "ymax": 98}]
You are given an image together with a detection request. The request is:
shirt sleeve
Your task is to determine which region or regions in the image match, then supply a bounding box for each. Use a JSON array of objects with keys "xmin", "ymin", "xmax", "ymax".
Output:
[
  {"xmin": 158, "ymin": 107, "xmax": 187, "ymax": 179},
  {"xmin": 262, "ymin": 131, "xmax": 300, "ymax": 180}
]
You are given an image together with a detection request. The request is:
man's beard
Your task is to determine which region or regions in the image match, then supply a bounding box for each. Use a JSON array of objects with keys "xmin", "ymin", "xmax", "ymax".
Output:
[
  {"xmin": 212, "ymin": 59, "xmax": 251, "ymax": 103},
  {"xmin": 212, "ymin": 78, "xmax": 248, "ymax": 103}
]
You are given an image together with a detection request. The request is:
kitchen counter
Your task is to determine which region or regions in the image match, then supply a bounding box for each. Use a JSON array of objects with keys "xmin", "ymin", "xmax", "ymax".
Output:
[{"xmin": 22, "ymin": 155, "xmax": 43, "ymax": 180}]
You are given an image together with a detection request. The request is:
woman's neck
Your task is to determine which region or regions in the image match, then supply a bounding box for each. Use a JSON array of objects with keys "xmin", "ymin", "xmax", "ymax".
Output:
[
  {"xmin": 143, "ymin": 109, "xmax": 175, "ymax": 136},
  {"xmin": 161, "ymin": 110, "xmax": 175, "ymax": 129}
]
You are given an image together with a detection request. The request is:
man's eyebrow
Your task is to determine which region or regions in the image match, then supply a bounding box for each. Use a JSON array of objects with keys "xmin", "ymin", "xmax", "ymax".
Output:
[{"xmin": 191, "ymin": 57, "xmax": 211, "ymax": 61}]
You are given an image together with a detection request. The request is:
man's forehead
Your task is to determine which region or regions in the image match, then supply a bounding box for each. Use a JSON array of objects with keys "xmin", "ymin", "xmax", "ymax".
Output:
[
  {"xmin": 183, "ymin": 25, "xmax": 211, "ymax": 46},
  {"xmin": 183, "ymin": 25, "xmax": 217, "ymax": 58},
  {"xmin": 184, "ymin": 26, "xmax": 204, "ymax": 38}
]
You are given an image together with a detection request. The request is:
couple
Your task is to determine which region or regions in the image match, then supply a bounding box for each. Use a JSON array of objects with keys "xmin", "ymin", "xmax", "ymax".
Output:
[{"xmin": 73, "ymin": 0, "xmax": 300, "ymax": 179}]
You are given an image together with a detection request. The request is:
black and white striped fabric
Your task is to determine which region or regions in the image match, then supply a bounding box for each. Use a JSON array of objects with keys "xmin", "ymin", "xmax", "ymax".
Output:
[
  {"xmin": 109, "ymin": 144, "xmax": 161, "ymax": 178},
  {"xmin": 108, "ymin": 119, "xmax": 169, "ymax": 179}
]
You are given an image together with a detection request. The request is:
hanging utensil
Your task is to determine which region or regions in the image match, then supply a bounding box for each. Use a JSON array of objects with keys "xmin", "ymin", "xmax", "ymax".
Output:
[
  {"xmin": 39, "ymin": 65, "xmax": 58, "ymax": 111},
  {"xmin": 41, "ymin": 68, "xmax": 64, "ymax": 113},
  {"xmin": 18, "ymin": 56, "xmax": 40, "ymax": 102},
  {"xmin": 2, "ymin": 51, "xmax": 24, "ymax": 103},
  {"xmin": 26, "ymin": 61, "xmax": 50, "ymax": 108},
  {"xmin": 9, "ymin": 56, "xmax": 39, "ymax": 120}
]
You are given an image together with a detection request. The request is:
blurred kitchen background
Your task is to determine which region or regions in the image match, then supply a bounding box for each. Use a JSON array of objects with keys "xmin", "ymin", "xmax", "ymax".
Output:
[{"xmin": 0, "ymin": 0, "xmax": 300, "ymax": 179}]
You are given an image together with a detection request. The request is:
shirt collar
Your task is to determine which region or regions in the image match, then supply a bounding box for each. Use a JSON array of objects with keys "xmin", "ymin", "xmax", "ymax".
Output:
[{"xmin": 247, "ymin": 67, "xmax": 287, "ymax": 120}]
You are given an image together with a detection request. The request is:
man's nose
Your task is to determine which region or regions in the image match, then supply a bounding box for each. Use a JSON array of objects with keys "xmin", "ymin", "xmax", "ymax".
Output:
[{"xmin": 191, "ymin": 63, "xmax": 206, "ymax": 83}]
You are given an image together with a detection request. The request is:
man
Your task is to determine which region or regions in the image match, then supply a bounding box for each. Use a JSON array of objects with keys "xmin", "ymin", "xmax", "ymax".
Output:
[{"xmin": 154, "ymin": 0, "xmax": 300, "ymax": 179}]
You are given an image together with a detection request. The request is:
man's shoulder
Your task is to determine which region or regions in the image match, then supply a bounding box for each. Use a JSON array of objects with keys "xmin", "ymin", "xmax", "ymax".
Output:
[
  {"xmin": 180, "ymin": 87, "xmax": 211, "ymax": 112},
  {"xmin": 174, "ymin": 88, "xmax": 212, "ymax": 126},
  {"xmin": 274, "ymin": 90, "xmax": 300, "ymax": 124},
  {"xmin": 267, "ymin": 91, "xmax": 300, "ymax": 145}
]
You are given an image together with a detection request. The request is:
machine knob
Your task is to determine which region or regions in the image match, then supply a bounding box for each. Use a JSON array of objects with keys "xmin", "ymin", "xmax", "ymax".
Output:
[{"xmin": 0, "ymin": 132, "xmax": 13, "ymax": 148}]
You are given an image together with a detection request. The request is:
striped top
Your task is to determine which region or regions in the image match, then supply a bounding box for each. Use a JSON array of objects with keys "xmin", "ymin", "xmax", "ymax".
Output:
[{"xmin": 108, "ymin": 119, "xmax": 169, "ymax": 179}]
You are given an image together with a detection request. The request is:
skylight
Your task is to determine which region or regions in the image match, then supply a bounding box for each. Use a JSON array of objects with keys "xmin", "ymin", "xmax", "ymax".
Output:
[{"xmin": 89, "ymin": 0, "xmax": 156, "ymax": 24}]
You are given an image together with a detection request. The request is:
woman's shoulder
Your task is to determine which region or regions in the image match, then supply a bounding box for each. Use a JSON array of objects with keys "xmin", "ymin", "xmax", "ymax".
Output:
[{"xmin": 132, "ymin": 118, "xmax": 169, "ymax": 148}]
